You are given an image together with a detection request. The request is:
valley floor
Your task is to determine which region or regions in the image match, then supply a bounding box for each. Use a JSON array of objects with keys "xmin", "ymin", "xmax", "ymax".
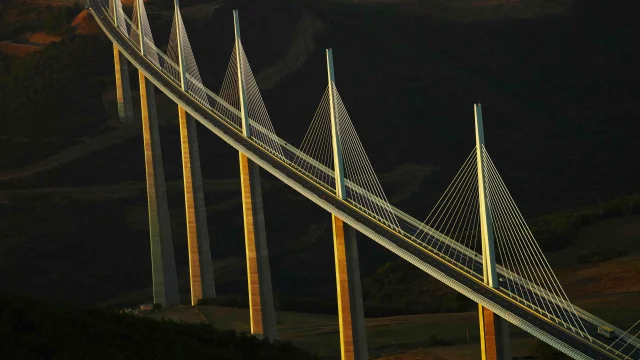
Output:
[{"xmin": 145, "ymin": 291, "xmax": 640, "ymax": 359}]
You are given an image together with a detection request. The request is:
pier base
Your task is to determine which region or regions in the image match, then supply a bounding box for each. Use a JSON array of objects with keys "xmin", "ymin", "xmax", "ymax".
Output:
[
  {"xmin": 239, "ymin": 153, "xmax": 277, "ymax": 340},
  {"xmin": 479, "ymin": 304, "xmax": 511, "ymax": 360},
  {"xmin": 332, "ymin": 215, "xmax": 368, "ymax": 360},
  {"xmin": 178, "ymin": 106, "xmax": 216, "ymax": 305}
]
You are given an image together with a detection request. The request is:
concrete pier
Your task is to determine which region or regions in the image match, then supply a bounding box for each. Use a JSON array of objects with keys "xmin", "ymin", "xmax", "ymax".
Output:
[
  {"xmin": 113, "ymin": 45, "xmax": 133, "ymax": 123},
  {"xmin": 479, "ymin": 305, "xmax": 511, "ymax": 360},
  {"xmin": 332, "ymin": 215, "xmax": 368, "ymax": 360},
  {"xmin": 239, "ymin": 153, "xmax": 277, "ymax": 340},
  {"xmin": 324, "ymin": 48, "xmax": 368, "ymax": 360},
  {"xmin": 232, "ymin": 10, "xmax": 277, "ymax": 339},
  {"xmin": 139, "ymin": 72, "xmax": 180, "ymax": 306},
  {"xmin": 178, "ymin": 106, "xmax": 216, "ymax": 305}
]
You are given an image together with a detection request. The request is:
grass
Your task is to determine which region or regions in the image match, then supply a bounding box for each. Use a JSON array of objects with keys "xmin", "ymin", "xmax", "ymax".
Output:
[
  {"xmin": 166, "ymin": 294, "xmax": 638, "ymax": 360},
  {"xmin": 379, "ymin": 337, "xmax": 538, "ymax": 360},
  {"xmin": 560, "ymin": 256, "xmax": 640, "ymax": 298},
  {"xmin": 546, "ymin": 215, "xmax": 640, "ymax": 298},
  {"xmin": 194, "ymin": 305, "xmax": 482, "ymax": 358},
  {"xmin": 146, "ymin": 305, "xmax": 208, "ymax": 324},
  {"xmin": 141, "ymin": 211, "xmax": 640, "ymax": 359},
  {"xmin": 573, "ymin": 291, "xmax": 640, "ymax": 331},
  {"xmin": 548, "ymin": 215, "xmax": 640, "ymax": 269},
  {"xmin": 0, "ymin": 295, "xmax": 321, "ymax": 360},
  {"xmin": 192, "ymin": 291, "xmax": 640, "ymax": 358}
]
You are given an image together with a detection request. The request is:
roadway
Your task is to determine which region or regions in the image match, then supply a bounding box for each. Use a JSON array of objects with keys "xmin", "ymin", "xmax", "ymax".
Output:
[{"xmin": 90, "ymin": 2, "xmax": 637, "ymax": 358}]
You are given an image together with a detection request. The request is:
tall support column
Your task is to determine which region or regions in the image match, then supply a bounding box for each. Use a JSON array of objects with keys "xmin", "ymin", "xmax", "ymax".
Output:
[
  {"xmin": 113, "ymin": 46, "xmax": 134, "ymax": 123},
  {"xmin": 239, "ymin": 154, "xmax": 277, "ymax": 339},
  {"xmin": 140, "ymin": 71, "xmax": 180, "ymax": 306},
  {"xmin": 136, "ymin": 0, "xmax": 180, "ymax": 307},
  {"xmin": 234, "ymin": 9, "xmax": 277, "ymax": 340},
  {"xmin": 327, "ymin": 49, "xmax": 368, "ymax": 360},
  {"xmin": 175, "ymin": 0, "xmax": 215, "ymax": 305},
  {"xmin": 111, "ymin": 0, "xmax": 133, "ymax": 123},
  {"xmin": 475, "ymin": 103, "xmax": 511, "ymax": 360}
]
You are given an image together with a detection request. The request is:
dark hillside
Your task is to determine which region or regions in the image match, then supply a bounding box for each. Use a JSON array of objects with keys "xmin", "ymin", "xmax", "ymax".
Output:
[
  {"xmin": 0, "ymin": 295, "xmax": 320, "ymax": 359},
  {"xmin": 0, "ymin": 0, "xmax": 638, "ymax": 318},
  {"xmin": 254, "ymin": 0, "xmax": 640, "ymax": 218}
]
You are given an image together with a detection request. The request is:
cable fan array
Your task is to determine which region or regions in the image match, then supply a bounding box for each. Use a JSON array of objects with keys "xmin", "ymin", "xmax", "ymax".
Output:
[
  {"xmin": 120, "ymin": 10, "xmax": 184, "ymax": 96},
  {"xmin": 414, "ymin": 145, "xmax": 589, "ymax": 337},
  {"xmin": 105, "ymin": 0, "xmax": 399, "ymax": 263},
  {"xmin": 217, "ymin": 43, "xmax": 285, "ymax": 159},
  {"xmin": 295, "ymin": 83, "xmax": 400, "ymax": 231},
  {"xmin": 129, "ymin": 0, "xmax": 160, "ymax": 66},
  {"xmin": 294, "ymin": 87, "xmax": 333, "ymax": 187},
  {"xmin": 606, "ymin": 320, "xmax": 640, "ymax": 357},
  {"xmin": 482, "ymin": 147, "xmax": 588, "ymax": 334},
  {"xmin": 216, "ymin": 46, "xmax": 242, "ymax": 130},
  {"xmin": 166, "ymin": 8, "xmax": 209, "ymax": 108},
  {"xmin": 108, "ymin": 0, "xmax": 127, "ymax": 35},
  {"xmin": 413, "ymin": 149, "xmax": 482, "ymax": 270},
  {"xmin": 89, "ymin": 3, "xmax": 640, "ymax": 357}
]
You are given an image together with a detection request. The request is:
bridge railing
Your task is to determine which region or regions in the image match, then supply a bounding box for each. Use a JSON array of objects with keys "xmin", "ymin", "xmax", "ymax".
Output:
[{"xmin": 113, "ymin": 0, "xmax": 451, "ymax": 244}]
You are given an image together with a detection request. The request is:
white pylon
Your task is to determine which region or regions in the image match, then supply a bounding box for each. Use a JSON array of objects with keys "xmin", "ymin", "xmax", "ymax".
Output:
[
  {"xmin": 173, "ymin": 0, "xmax": 188, "ymax": 91},
  {"xmin": 112, "ymin": 0, "xmax": 118, "ymax": 25},
  {"xmin": 234, "ymin": 10, "xmax": 251, "ymax": 137},
  {"xmin": 136, "ymin": 0, "xmax": 146, "ymax": 55},
  {"xmin": 326, "ymin": 49, "xmax": 346, "ymax": 200},
  {"xmin": 474, "ymin": 103, "xmax": 498, "ymax": 288}
]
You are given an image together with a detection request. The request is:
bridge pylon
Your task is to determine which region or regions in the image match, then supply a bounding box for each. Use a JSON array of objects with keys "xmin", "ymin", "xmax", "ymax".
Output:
[
  {"xmin": 234, "ymin": 10, "xmax": 278, "ymax": 341},
  {"xmin": 111, "ymin": 0, "xmax": 133, "ymax": 123},
  {"xmin": 133, "ymin": 0, "xmax": 180, "ymax": 306},
  {"xmin": 327, "ymin": 49, "xmax": 369, "ymax": 360},
  {"xmin": 173, "ymin": 0, "xmax": 216, "ymax": 305},
  {"xmin": 475, "ymin": 103, "xmax": 511, "ymax": 360}
]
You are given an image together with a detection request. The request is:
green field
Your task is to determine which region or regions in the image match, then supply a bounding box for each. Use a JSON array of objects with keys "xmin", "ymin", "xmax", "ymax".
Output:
[{"xmin": 152, "ymin": 291, "xmax": 640, "ymax": 359}]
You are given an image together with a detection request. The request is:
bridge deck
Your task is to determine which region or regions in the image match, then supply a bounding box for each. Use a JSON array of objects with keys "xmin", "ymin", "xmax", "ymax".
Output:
[{"xmin": 90, "ymin": 2, "xmax": 637, "ymax": 358}]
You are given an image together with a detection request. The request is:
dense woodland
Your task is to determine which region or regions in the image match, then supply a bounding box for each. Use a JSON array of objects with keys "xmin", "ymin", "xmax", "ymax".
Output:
[
  {"xmin": 0, "ymin": 296, "xmax": 320, "ymax": 359},
  {"xmin": 0, "ymin": 294, "xmax": 567, "ymax": 359},
  {"xmin": 0, "ymin": 4, "xmax": 107, "ymax": 169}
]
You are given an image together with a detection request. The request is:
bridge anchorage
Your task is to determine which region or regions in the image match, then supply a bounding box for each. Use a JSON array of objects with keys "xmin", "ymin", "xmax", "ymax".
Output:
[{"xmin": 92, "ymin": 0, "xmax": 640, "ymax": 358}]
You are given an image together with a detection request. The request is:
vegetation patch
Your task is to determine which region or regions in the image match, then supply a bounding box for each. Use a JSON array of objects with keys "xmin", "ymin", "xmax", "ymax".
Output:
[
  {"xmin": 530, "ymin": 193, "xmax": 640, "ymax": 252},
  {"xmin": 0, "ymin": 33, "xmax": 112, "ymax": 170},
  {"xmin": 0, "ymin": 295, "xmax": 320, "ymax": 359}
]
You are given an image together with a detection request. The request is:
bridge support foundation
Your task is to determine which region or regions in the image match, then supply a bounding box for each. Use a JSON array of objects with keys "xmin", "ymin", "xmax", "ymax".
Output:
[
  {"xmin": 478, "ymin": 304, "xmax": 511, "ymax": 360},
  {"xmin": 113, "ymin": 45, "xmax": 133, "ymax": 123},
  {"xmin": 239, "ymin": 153, "xmax": 277, "ymax": 340},
  {"xmin": 139, "ymin": 72, "xmax": 180, "ymax": 306},
  {"xmin": 178, "ymin": 106, "xmax": 216, "ymax": 305},
  {"xmin": 332, "ymin": 215, "xmax": 368, "ymax": 360}
]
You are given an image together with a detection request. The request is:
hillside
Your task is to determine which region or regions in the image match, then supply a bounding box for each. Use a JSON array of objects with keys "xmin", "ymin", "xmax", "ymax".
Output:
[
  {"xmin": 0, "ymin": 296, "xmax": 320, "ymax": 360},
  {"xmin": 0, "ymin": 0, "xmax": 638, "ymax": 333},
  {"xmin": 146, "ymin": 291, "xmax": 640, "ymax": 359},
  {"xmin": 71, "ymin": 9, "xmax": 101, "ymax": 35}
]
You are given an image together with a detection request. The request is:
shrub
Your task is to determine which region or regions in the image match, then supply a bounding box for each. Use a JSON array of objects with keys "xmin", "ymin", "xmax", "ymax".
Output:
[{"xmin": 0, "ymin": 295, "xmax": 320, "ymax": 360}]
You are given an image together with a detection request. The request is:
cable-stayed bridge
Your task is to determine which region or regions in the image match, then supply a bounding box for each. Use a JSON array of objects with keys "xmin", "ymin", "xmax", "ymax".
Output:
[{"xmin": 88, "ymin": 0, "xmax": 639, "ymax": 358}]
